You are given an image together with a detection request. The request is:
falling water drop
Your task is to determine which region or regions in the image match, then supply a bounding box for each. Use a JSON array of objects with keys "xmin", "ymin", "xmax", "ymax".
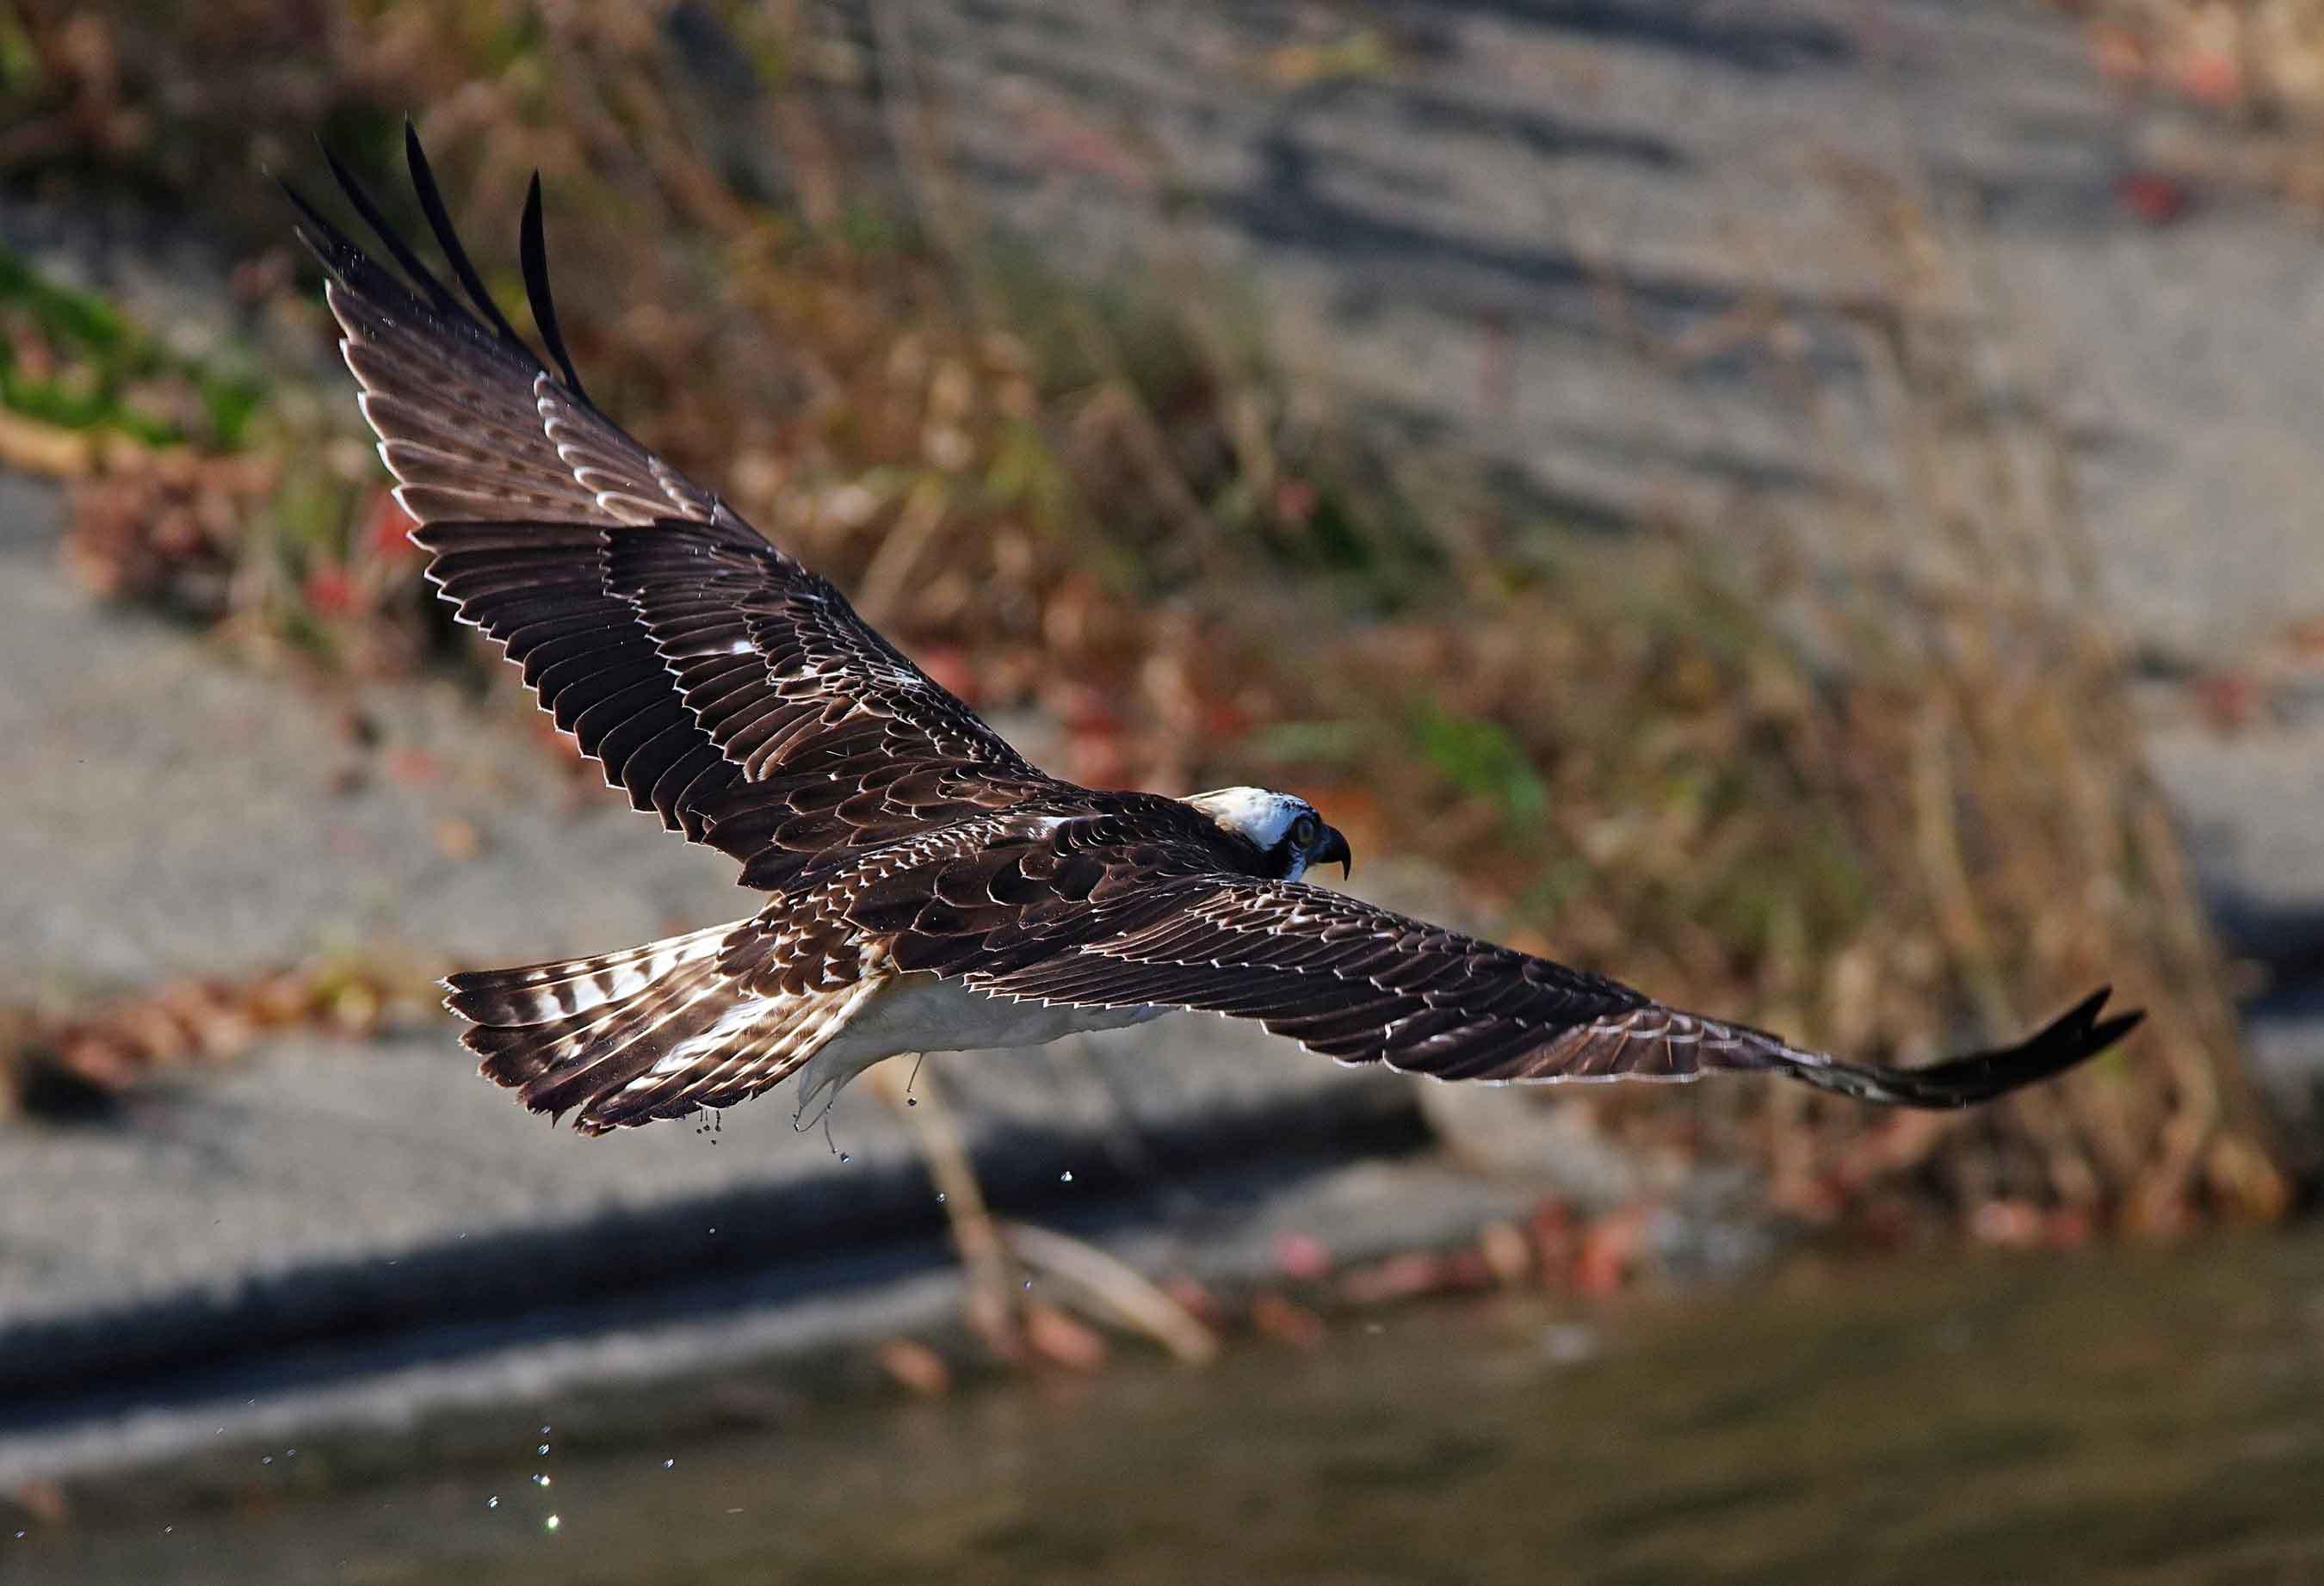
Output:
[
  {"xmin": 663, "ymin": 1459, "xmax": 676, "ymax": 1471},
  {"xmin": 537, "ymin": 1444, "xmax": 550, "ymax": 1456},
  {"xmin": 838, "ymin": 1151, "xmax": 851, "ymax": 1163},
  {"xmin": 545, "ymin": 1515, "xmax": 561, "ymax": 1533},
  {"xmin": 1060, "ymin": 1170, "xmax": 1073, "ymax": 1183},
  {"xmin": 936, "ymin": 1192, "xmax": 947, "ymax": 1204},
  {"xmin": 486, "ymin": 1497, "xmax": 500, "ymax": 1509}
]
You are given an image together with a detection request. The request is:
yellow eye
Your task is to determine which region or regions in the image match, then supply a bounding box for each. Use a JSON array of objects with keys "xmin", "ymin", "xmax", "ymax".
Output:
[{"xmin": 1289, "ymin": 814, "xmax": 1320, "ymax": 849}]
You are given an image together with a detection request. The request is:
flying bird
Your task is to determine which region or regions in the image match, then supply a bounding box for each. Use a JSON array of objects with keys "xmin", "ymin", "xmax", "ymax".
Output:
[{"xmin": 287, "ymin": 133, "xmax": 2141, "ymax": 1138}]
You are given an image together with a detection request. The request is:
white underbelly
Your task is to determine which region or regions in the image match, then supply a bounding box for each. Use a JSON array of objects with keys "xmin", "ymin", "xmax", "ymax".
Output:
[{"xmin": 787, "ymin": 973, "xmax": 1165, "ymax": 1125}]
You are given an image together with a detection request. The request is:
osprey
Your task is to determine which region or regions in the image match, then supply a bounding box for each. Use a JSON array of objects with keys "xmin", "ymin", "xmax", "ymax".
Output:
[{"xmin": 287, "ymin": 133, "xmax": 2141, "ymax": 1137}]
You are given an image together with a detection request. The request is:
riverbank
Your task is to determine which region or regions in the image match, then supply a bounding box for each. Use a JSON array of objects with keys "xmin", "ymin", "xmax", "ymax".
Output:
[
  {"xmin": 4, "ymin": 0, "xmax": 2323, "ymax": 1509},
  {"xmin": 23, "ymin": 1226, "xmax": 2324, "ymax": 1585}
]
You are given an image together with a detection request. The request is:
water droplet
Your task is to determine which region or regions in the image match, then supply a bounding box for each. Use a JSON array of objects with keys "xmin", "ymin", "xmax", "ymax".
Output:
[
  {"xmin": 285, "ymin": 1448, "xmax": 295, "ymax": 1457},
  {"xmin": 537, "ymin": 1444, "xmax": 550, "ymax": 1456},
  {"xmin": 1538, "ymin": 1323, "xmax": 1597, "ymax": 1365},
  {"xmin": 261, "ymin": 1456, "xmax": 273, "ymax": 1466},
  {"xmin": 936, "ymin": 1192, "xmax": 947, "ymax": 1203},
  {"xmin": 540, "ymin": 1425, "xmax": 552, "ymax": 1435},
  {"xmin": 1022, "ymin": 1279, "xmax": 1033, "ymax": 1290},
  {"xmin": 534, "ymin": 1474, "xmax": 553, "ymax": 1488},
  {"xmin": 1060, "ymin": 1170, "xmax": 1073, "ymax": 1182},
  {"xmin": 905, "ymin": 1096, "xmax": 918, "ymax": 1107},
  {"xmin": 838, "ymin": 1151, "xmax": 851, "ymax": 1163},
  {"xmin": 662, "ymin": 1459, "xmax": 676, "ymax": 1471},
  {"xmin": 163, "ymin": 1527, "xmax": 172, "ymax": 1535},
  {"xmin": 486, "ymin": 1497, "xmax": 499, "ymax": 1509},
  {"xmin": 544, "ymin": 1515, "xmax": 560, "ymax": 1533}
]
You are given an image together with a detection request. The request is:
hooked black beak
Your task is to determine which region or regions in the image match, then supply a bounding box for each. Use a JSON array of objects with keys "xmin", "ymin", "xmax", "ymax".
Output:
[{"xmin": 1312, "ymin": 824, "xmax": 1352, "ymax": 879}]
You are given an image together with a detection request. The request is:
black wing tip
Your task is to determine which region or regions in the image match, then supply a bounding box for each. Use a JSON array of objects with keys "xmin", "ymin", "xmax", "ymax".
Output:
[
  {"xmin": 1885, "ymin": 984, "xmax": 2143, "ymax": 1108},
  {"xmin": 2044, "ymin": 984, "xmax": 2145, "ymax": 1058},
  {"xmin": 289, "ymin": 119, "xmax": 585, "ymax": 399},
  {"xmin": 519, "ymin": 170, "xmax": 591, "ymax": 401},
  {"xmin": 400, "ymin": 119, "xmax": 528, "ymax": 349},
  {"xmin": 280, "ymin": 170, "xmax": 359, "ymax": 270}
]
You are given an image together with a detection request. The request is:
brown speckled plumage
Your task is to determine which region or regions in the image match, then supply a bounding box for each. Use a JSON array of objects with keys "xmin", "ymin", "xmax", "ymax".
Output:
[{"xmin": 290, "ymin": 131, "xmax": 2142, "ymax": 1135}]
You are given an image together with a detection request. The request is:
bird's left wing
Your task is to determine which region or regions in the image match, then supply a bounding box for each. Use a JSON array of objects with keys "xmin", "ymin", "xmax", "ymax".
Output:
[
  {"xmin": 289, "ymin": 131, "xmax": 1055, "ymax": 868},
  {"xmin": 868, "ymin": 845, "xmax": 2139, "ymax": 1107}
]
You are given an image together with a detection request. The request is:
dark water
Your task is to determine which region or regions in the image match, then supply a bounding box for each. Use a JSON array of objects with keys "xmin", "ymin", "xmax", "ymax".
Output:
[{"xmin": 28, "ymin": 1233, "xmax": 2324, "ymax": 1585}]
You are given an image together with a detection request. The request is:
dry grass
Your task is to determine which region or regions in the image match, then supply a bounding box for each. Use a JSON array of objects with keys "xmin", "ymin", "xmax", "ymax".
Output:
[
  {"xmin": 2074, "ymin": 0, "xmax": 2324, "ymax": 121},
  {"xmin": 2068, "ymin": 0, "xmax": 2324, "ymax": 216},
  {"xmin": 0, "ymin": 0, "xmax": 2290, "ymax": 1231}
]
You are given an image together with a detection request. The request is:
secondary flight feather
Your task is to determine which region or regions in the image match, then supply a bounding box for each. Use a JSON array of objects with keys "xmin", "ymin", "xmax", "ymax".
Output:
[{"xmin": 287, "ymin": 131, "xmax": 2142, "ymax": 1135}]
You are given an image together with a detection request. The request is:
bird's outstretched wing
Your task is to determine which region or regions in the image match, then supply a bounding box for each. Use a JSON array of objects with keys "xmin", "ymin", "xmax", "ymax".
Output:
[
  {"xmin": 287, "ymin": 129, "xmax": 1053, "ymax": 874},
  {"xmin": 856, "ymin": 826, "xmax": 2141, "ymax": 1106}
]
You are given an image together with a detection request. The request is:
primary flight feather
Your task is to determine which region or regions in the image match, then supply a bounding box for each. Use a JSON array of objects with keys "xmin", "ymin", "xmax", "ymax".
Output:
[{"xmin": 288, "ymin": 131, "xmax": 2141, "ymax": 1136}]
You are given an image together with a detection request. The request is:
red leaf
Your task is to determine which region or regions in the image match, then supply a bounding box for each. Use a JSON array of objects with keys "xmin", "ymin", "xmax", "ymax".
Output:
[
  {"xmin": 303, "ymin": 564, "xmax": 357, "ymax": 615},
  {"xmin": 362, "ymin": 489, "xmax": 420, "ymax": 561},
  {"xmin": 2116, "ymin": 170, "xmax": 2191, "ymax": 226}
]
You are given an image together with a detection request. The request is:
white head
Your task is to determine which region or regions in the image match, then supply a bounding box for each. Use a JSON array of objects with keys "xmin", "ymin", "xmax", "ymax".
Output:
[{"xmin": 1182, "ymin": 786, "xmax": 1351, "ymax": 883}]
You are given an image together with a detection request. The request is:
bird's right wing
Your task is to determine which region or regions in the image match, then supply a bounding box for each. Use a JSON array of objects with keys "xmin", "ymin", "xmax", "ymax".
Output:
[
  {"xmin": 285, "ymin": 127, "xmax": 719, "ymax": 531},
  {"xmin": 290, "ymin": 131, "xmax": 1058, "ymax": 881}
]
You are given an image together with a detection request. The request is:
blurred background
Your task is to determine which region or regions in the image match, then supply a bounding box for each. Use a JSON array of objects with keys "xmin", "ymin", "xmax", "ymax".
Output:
[{"xmin": 3, "ymin": 1, "xmax": 2323, "ymax": 1580}]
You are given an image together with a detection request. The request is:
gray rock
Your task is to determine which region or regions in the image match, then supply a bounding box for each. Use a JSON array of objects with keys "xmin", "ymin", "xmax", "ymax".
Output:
[
  {"xmin": 2147, "ymin": 716, "xmax": 2324, "ymax": 969},
  {"xmin": 889, "ymin": 0, "xmax": 2324, "ymax": 663},
  {"xmin": 2247, "ymin": 984, "xmax": 2324, "ymax": 1156},
  {"xmin": 2146, "ymin": 714, "xmax": 2324, "ymax": 1125}
]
